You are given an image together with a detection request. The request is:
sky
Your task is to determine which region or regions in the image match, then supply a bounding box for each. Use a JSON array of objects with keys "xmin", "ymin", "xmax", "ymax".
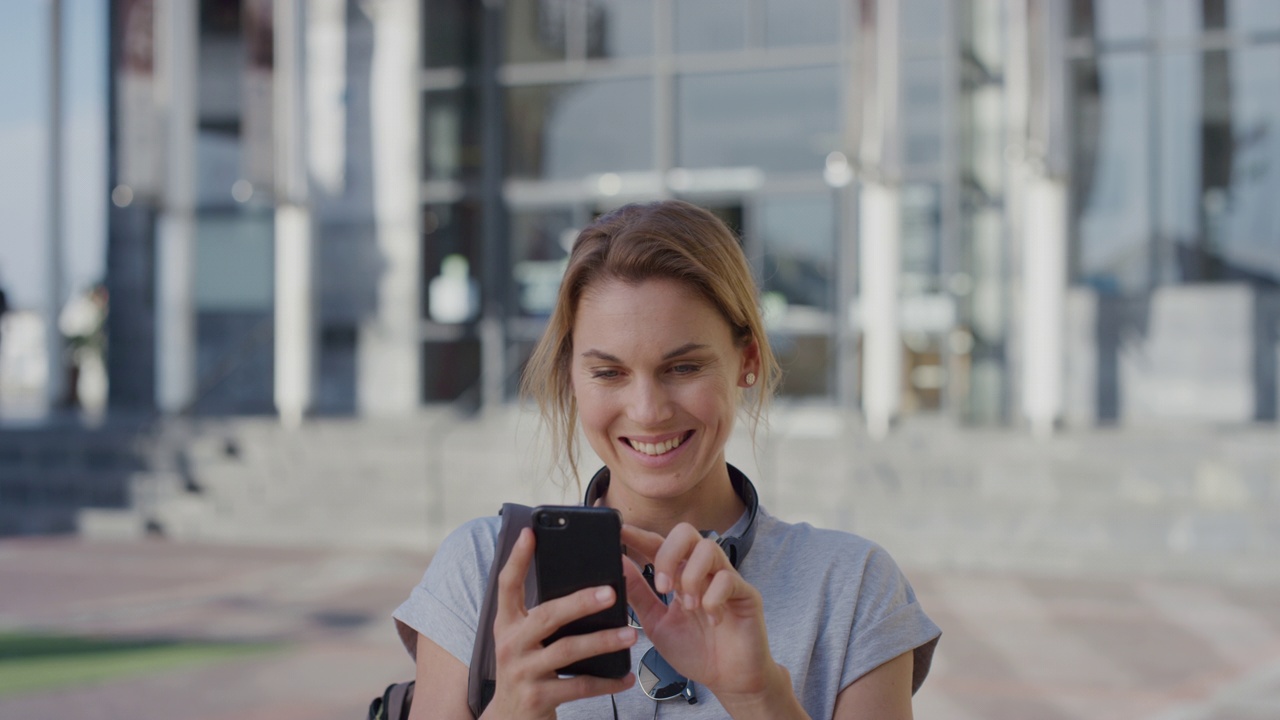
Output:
[{"xmin": 0, "ymin": 0, "xmax": 107, "ymax": 312}]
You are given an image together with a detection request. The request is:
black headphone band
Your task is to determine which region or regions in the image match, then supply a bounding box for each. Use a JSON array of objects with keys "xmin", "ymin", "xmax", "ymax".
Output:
[{"xmin": 582, "ymin": 463, "xmax": 758, "ymax": 570}]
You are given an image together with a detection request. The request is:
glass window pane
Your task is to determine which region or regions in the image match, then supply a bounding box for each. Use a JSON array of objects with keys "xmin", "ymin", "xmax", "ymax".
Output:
[
  {"xmin": 589, "ymin": 0, "xmax": 654, "ymax": 59},
  {"xmin": 772, "ymin": 334, "xmax": 831, "ymax": 397},
  {"xmin": 758, "ymin": 193, "xmax": 835, "ymax": 313},
  {"xmin": 424, "ymin": 0, "xmax": 479, "ymax": 68},
  {"xmin": 1231, "ymin": 0, "xmax": 1280, "ymax": 31},
  {"xmin": 677, "ymin": 66, "xmax": 839, "ymax": 172},
  {"xmin": 674, "ymin": 0, "xmax": 746, "ymax": 54},
  {"xmin": 1071, "ymin": 54, "xmax": 1151, "ymax": 293},
  {"xmin": 903, "ymin": 57, "xmax": 945, "ymax": 168},
  {"xmin": 506, "ymin": 79, "xmax": 654, "ymax": 180},
  {"xmin": 1161, "ymin": 0, "xmax": 1228, "ymax": 37},
  {"xmin": 763, "ymin": 0, "xmax": 839, "ymax": 48},
  {"xmin": 1070, "ymin": 0, "xmax": 1148, "ymax": 43},
  {"xmin": 506, "ymin": 0, "xmax": 569, "ymax": 63},
  {"xmin": 901, "ymin": 183, "xmax": 942, "ymax": 285},
  {"xmin": 1164, "ymin": 0, "xmax": 1280, "ymax": 36},
  {"xmin": 423, "ymin": 202, "xmax": 482, "ymax": 321},
  {"xmin": 510, "ymin": 208, "xmax": 575, "ymax": 316},
  {"xmin": 424, "ymin": 89, "xmax": 481, "ymax": 182},
  {"xmin": 900, "ymin": 0, "xmax": 947, "ymax": 45},
  {"xmin": 1160, "ymin": 47, "xmax": 1280, "ymax": 285}
]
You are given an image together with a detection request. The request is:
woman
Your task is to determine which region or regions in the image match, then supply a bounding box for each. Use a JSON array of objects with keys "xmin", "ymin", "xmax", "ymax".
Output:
[{"xmin": 394, "ymin": 200, "xmax": 940, "ymax": 719}]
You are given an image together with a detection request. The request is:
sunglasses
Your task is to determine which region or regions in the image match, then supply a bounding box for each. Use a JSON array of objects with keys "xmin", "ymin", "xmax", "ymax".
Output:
[{"xmin": 630, "ymin": 564, "xmax": 698, "ymax": 704}]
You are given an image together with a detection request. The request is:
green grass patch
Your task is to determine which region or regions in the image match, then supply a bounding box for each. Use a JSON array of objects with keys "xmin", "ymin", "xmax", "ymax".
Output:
[{"xmin": 0, "ymin": 632, "xmax": 282, "ymax": 698}]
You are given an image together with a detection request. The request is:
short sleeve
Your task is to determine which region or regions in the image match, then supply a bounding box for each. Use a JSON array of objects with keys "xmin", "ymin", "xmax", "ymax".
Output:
[
  {"xmin": 841, "ymin": 545, "xmax": 941, "ymax": 695},
  {"xmin": 392, "ymin": 516, "xmax": 501, "ymax": 665}
]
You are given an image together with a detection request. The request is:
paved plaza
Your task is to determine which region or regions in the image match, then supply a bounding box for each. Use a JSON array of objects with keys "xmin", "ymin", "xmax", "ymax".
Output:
[{"xmin": 1, "ymin": 533, "xmax": 1278, "ymax": 719}]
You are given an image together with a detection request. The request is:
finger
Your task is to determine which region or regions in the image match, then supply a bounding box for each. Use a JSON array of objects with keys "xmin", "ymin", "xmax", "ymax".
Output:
[
  {"xmin": 620, "ymin": 524, "xmax": 664, "ymax": 564},
  {"xmin": 542, "ymin": 625, "xmax": 637, "ymax": 676},
  {"xmin": 525, "ymin": 584, "xmax": 620, "ymax": 643},
  {"xmin": 701, "ymin": 568, "xmax": 739, "ymax": 623},
  {"xmin": 622, "ymin": 554, "xmax": 666, "ymax": 627},
  {"xmin": 678, "ymin": 537, "xmax": 728, "ymax": 610},
  {"xmin": 651, "ymin": 523, "xmax": 703, "ymax": 595},
  {"xmin": 495, "ymin": 528, "xmax": 535, "ymax": 624}
]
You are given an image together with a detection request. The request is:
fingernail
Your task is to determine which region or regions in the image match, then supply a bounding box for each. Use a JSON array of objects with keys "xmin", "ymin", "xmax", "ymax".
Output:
[
  {"xmin": 595, "ymin": 586, "xmax": 614, "ymax": 603},
  {"xmin": 618, "ymin": 627, "xmax": 636, "ymax": 642},
  {"xmin": 655, "ymin": 572, "xmax": 671, "ymax": 594}
]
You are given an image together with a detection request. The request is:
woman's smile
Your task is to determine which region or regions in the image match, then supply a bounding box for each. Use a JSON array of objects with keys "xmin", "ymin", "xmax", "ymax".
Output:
[{"xmin": 621, "ymin": 429, "xmax": 695, "ymax": 462}]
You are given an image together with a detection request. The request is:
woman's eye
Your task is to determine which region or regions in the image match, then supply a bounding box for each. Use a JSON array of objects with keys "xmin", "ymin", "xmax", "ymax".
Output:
[
  {"xmin": 671, "ymin": 363, "xmax": 701, "ymax": 375},
  {"xmin": 591, "ymin": 369, "xmax": 620, "ymax": 379}
]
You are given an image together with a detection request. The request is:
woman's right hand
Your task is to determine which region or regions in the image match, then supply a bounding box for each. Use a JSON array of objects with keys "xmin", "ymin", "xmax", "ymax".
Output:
[{"xmin": 480, "ymin": 527, "xmax": 637, "ymax": 720}]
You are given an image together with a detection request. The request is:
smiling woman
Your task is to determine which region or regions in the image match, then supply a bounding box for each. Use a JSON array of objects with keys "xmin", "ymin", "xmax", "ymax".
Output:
[{"xmin": 393, "ymin": 200, "xmax": 941, "ymax": 720}]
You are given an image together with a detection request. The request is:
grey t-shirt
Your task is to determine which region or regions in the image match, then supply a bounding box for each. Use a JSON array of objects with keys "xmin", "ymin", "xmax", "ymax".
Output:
[{"xmin": 393, "ymin": 506, "xmax": 940, "ymax": 719}]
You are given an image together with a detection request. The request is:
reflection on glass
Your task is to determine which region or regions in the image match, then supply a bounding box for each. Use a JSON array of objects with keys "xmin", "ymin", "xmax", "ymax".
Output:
[
  {"xmin": 424, "ymin": 89, "xmax": 480, "ymax": 182},
  {"xmin": 1069, "ymin": 0, "xmax": 1148, "ymax": 42},
  {"xmin": 510, "ymin": 208, "xmax": 575, "ymax": 315},
  {"xmin": 900, "ymin": 0, "xmax": 947, "ymax": 44},
  {"xmin": 758, "ymin": 194, "xmax": 835, "ymax": 318},
  {"xmin": 505, "ymin": 0, "xmax": 569, "ymax": 62},
  {"xmin": 505, "ymin": 0, "xmax": 654, "ymax": 62},
  {"xmin": 903, "ymin": 57, "xmax": 944, "ymax": 168},
  {"xmin": 422, "ymin": 203, "xmax": 482, "ymax": 321},
  {"xmin": 1072, "ymin": 55, "xmax": 1151, "ymax": 294},
  {"xmin": 771, "ymin": 334, "xmax": 830, "ymax": 397},
  {"xmin": 1160, "ymin": 47, "xmax": 1280, "ymax": 284},
  {"xmin": 763, "ymin": 0, "xmax": 839, "ymax": 48},
  {"xmin": 506, "ymin": 79, "xmax": 653, "ymax": 180},
  {"xmin": 424, "ymin": 0, "xmax": 479, "ymax": 68},
  {"xmin": 589, "ymin": 0, "xmax": 654, "ymax": 59},
  {"xmin": 1163, "ymin": 0, "xmax": 1280, "ymax": 36},
  {"xmin": 675, "ymin": 0, "xmax": 746, "ymax": 53},
  {"xmin": 677, "ymin": 66, "xmax": 839, "ymax": 172},
  {"xmin": 901, "ymin": 184, "xmax": 941, "ymax": 285}
]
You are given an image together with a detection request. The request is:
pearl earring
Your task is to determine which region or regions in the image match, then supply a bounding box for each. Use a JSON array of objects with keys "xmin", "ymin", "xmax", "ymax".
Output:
[{"xmin": 745, "ymin": 372, "xmax": 756, "ymax": 387}]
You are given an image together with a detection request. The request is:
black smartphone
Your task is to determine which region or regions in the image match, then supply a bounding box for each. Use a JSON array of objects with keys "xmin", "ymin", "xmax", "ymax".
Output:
[{"xmin": 532, "ymin": 505, "xmax": 630, "ymax": 678}]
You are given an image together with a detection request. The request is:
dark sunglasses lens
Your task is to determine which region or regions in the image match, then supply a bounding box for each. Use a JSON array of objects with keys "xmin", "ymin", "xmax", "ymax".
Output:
[{"xmin": 638, "ymin": 647, "xmax": 687, "ymax": 700}]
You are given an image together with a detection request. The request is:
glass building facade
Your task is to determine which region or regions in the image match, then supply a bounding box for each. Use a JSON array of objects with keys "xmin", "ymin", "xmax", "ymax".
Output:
[{"xmin": 107, "ymin": 0, "xmax": 1280, "ymax": 427}]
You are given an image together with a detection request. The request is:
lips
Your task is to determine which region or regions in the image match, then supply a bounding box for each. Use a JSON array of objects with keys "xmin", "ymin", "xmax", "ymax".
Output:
[{"xmin": 624, "ymin": 430, "xmax": 693, "ymax": 457}]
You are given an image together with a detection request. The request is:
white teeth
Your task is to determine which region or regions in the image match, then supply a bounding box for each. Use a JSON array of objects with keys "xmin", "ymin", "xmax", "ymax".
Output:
[{"xmin": 629, "ymin": 434, "xmax": 684, "ymax": 456}]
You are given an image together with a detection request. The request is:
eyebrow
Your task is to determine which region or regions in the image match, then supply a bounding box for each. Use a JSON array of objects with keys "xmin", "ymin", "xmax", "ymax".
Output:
[{"xmin": 579, "ymin": 343, "xmax": 710, "ymax": 363}]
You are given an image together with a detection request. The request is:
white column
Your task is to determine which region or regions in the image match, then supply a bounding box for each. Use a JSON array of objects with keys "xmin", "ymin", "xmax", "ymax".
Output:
[
  {"xmin": 859, "ymin": 182, "xmax": 902, "ymax": 440},
  {"xmin": 274, "ymin": 0, "xmax": 315, "ymax": 427},
  {"xmin": 1021, "ymin": 176, "xmax": 1067, "ymax": 438},
  {"xmin": 45, "ymin": 0, "xmax": 65, "ymax": 410},
  {"xmin": 358, "ymin": 0, "xmax": 422, "ymax": 416},
  {"xmin": 154, "ymin": 0, "xmax": 198, "ymax": 414},
  {"xmin": 274, "ymin": 207, "xmax": 313, "ymax": 428}
]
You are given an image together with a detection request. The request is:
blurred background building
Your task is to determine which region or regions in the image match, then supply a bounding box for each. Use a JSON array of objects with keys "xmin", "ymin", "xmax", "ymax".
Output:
[{"xmin": 2, "ymin": 0, "xmax": 1277, "ymax": 433}]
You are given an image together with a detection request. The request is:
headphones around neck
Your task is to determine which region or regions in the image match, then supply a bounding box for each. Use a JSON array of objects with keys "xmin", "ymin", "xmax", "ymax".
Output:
[{"xmin": 582, "ymin": 463, "xmax": 759, "ymax": 569}]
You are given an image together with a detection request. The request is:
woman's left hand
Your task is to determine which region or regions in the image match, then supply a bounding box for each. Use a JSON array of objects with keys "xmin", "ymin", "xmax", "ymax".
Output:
[{"xmin": 621, "ymin": 523, "xmax": 799, "ymax": 715}]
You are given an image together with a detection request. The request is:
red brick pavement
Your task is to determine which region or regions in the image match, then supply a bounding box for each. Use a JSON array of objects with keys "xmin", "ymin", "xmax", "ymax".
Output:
[{"xmin": 2, "ymin": 538, "xmax": 1279, "ymax": 719}]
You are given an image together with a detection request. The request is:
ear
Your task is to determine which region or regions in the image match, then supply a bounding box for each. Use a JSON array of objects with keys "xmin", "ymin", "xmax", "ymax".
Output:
[{"xmin": 739, "ymin": 338, "xmax": 762, "ymax": 388}]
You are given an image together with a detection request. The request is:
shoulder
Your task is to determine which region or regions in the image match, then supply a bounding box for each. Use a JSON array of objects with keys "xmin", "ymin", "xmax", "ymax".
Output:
[
  {"xmin": 754, "ymin": 508, "xmax": 897, "ymax": 573},
  {"xmin": 432, "ymin": 514, "xmax": 503, "ymax": 570},
  {"xmin": 750, "ymin": 508, "xmax": 924, "ymax": 618}
]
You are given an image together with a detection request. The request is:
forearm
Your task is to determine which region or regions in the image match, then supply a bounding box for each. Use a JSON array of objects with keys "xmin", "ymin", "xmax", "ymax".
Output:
[{"xmin": 717, "ymin": 662, "xmax": 811, "ymax": 720}]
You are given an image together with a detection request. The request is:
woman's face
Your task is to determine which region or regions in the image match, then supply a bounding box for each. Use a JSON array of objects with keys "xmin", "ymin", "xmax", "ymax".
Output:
[{"xmin": 570, "ymin": 277, "xmax": 758, "ymax": 505}]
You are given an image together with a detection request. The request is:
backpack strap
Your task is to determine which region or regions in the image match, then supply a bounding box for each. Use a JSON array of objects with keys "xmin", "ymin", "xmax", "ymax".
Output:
[{"xmin": 467, "ymin": 503, "xmax": 536, "ymax": 717}]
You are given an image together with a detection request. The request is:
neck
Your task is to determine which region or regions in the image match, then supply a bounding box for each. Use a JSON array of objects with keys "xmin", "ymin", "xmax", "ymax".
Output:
[{"xmin": 588, "ymin": 462, "xmax": 747, "ymax": 538}]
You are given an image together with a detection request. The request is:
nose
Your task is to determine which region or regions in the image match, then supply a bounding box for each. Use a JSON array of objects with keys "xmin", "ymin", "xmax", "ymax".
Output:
[{"xmin": 626, "ymin": 376, "xmax": 674, "ymax": 427}]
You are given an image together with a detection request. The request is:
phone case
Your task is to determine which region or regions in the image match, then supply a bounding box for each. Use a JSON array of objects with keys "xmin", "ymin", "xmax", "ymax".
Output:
[{"xmin": 532, "ymin": 506, "xmax": 630, "ymax": 678}]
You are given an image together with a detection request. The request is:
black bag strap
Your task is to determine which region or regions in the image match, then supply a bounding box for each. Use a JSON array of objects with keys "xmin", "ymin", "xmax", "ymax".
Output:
[{"xmin": 467, "ymin": 503, "xmax": 537, "ymax": 717}]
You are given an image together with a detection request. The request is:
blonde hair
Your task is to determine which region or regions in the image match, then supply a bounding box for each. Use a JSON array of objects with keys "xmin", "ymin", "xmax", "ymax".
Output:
[{"xmin": 520, "ymin": 199, "xmax": 780, "ymax": 485}]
